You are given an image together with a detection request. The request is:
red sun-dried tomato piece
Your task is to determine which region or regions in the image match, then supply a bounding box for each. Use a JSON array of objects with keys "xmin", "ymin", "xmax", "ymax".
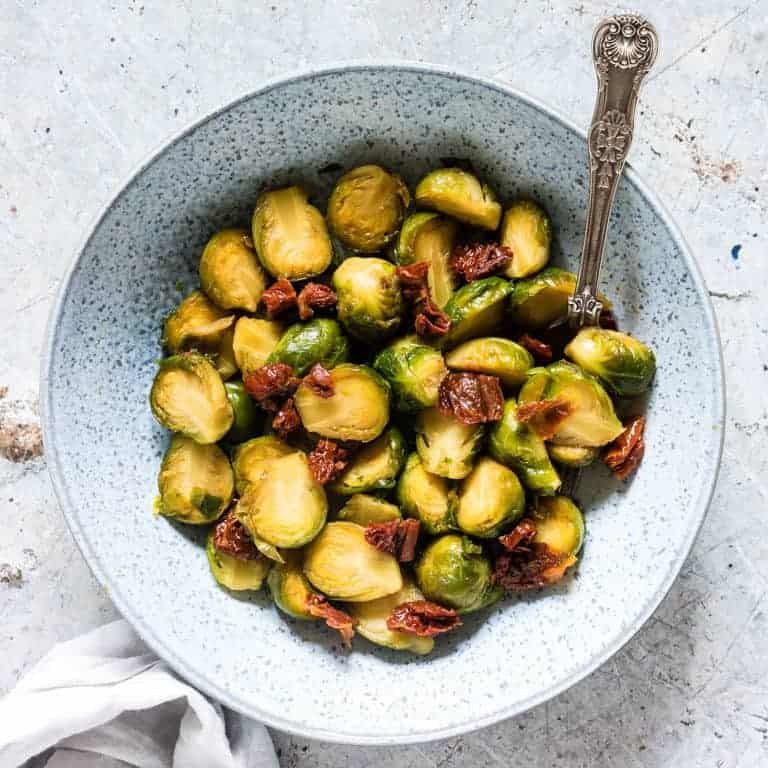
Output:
[
  {"xmin": 306, "ymin": 594, "xmax": 356, "ymax": 648},
  {"xmin": 498, "ymin": 518, "xmax": 538, "ymax": 552},
  {"xmin": 516, "ymin": 398, "xmax": 572, "ymax": 440},
  {"xmin": 450, "ymin": 243, "xmax": 512, "ymax": 282},
  {"xmin": 598, "ymin": 309, "xmax": 618, "ymax": 330},
  {"xmin": 364, "ymin": 519, "xmax": 421, "ymax": 562},
  {"xmin": 396, "ymin": 262, "xmax": 430, "ymax": 305},
  {"xmin": 271, "ymin": 397, "xmax": 302, "ymax": 440},
  {"xmin": 260, "ymin": 278, "xmax": 298, "ymax": 318},
  {"xmin": 212, "ymin": 509, "xmax": 259, "ymax": 561},
  {"xmin": 414, "ymin": 298, "xmax": 451, "ymax": 339},
  {"xmin": 437, "ymin": 372, "xmax": 504, "ymax": 424},
  {"xmin": 307, "ymin": 439, "xmax": 349, "ymax": 485},
  {"xmin": 244, "ymin": 363, "xmax": 300, "ymax": 412},
  {"xmin": 603, "ymin": 415, "xmax": 646, "ymax": 480},
  {"xmin": 297, "ymin": 283, "xmax": 337, "ymax": 321},
  {"xmin": 386, "ymin": 600, "xmax": 462, "ymax": 637},
  {"xmin": 303, "ymin": 363, "xmax": 334, "ymax": 398},
  {"xmin": 517, "ymin": 333, "xmax": 554, "ymax": 364}
]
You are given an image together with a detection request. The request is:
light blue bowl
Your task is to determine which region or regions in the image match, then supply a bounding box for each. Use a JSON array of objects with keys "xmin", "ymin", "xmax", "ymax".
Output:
[{"xmin": 41, "ymin": 65, "xmax": 724, "ymax": 744}]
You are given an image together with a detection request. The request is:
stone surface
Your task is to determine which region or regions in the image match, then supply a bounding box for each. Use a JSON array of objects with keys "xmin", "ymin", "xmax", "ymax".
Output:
[{"xmin": 1, "ymin": 0, "xmax": 766, "ymax": 765}]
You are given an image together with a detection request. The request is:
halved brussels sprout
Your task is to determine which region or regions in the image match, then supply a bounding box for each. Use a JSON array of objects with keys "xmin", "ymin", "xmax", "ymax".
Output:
[
  {"xmin": 564, "ymin": 328, "xmax": 656, "ymax": 397},
  {"xmin": 199, "ymin": 228, "xmax": 267, "ymax": 312},
  {"xmin": 303, "ymin": 521, "xmax": 403, "ymax": 601},
  {"xmin": 267, "ymin": 551, "xmax": 315, "ymax": 619},
  {"xmin": 162, "ymin": 291, "xmax": 235, "ymax": 354},
  {"xmin": 455, "ymin": 456, "xmax": 525, "ymax": 538},
  {"xmin": 157, "ymin": 435, "xmax": 234, "ymax": 524},
  {"xmin": 232, "ymin": 317, "xmax": 284, "ymax": 376},
  {"xmin": 438, "ymin": 277, "xmax": 513, "ymax": 350},
  {"xmin": 547, "ymin": 444, "xmax": 599, "ymax": 468},
  {"xmin": 414, "ymin": 168, "xmax": 501, "ymax": 230},
  {"xmin": 373, "ymin": 336, "xmax": 447, "ymax": 412},
  {"xmin": 251, "ymin": 186, "xmax": 333, "ymax": 280},
  {"xmin": 206, "ymin": 531, "xmax": 271, "ymax": 591},
  {"xmin": 294, "ymin": 363, "xmax": 390, "ymax": 442},
  {"xmin": 533, "ymin": 495, "xmax": 585, "ymax": 557},
  {"xmin": 348, "ymin": 578, "xmax": 434, "ymax": 655},
  {"xmin": 236, "ymin": 450, "xmax": 327, "ymax": 548},
  {"xmin": 224, "ymin": 381, "xmax": 259, "ymax": 443},
  {"xmin": 215, "ymin": 327, "xmax": 238, "ymax": 380},
  {"xmin": 500, "ymin": 200, "xmax": 552, "ymax": 278},
  {"xmin": 149, "ymin": 353, "xmax": 233, "ymax": 444},
  {"xmin": 232, "ymin": 435, "xmax": 296, "ymax": 494},
  {"xmin": 267, "ymin": 318, "xmax": 349, "ymax": 376},
  {"xmin": 337, "ymin": 494, "xmax": 402, "ymax": 525},
  {"xmin": 332, "ymin": 257, "xmax": 404, "ymax": 342},
  {"xmin": 397, "ymin": 453, "xmax": 457, "ymax": 535},
  {"xmin": 489, "ymin": 398, "xmax": 561, "ymax": 495},
  {"xmin": 518, "ymin": 361, "xmax": 623, "ymax": 447},
  {"xmin": 329, "ymin": 426, "xmax": 406, "ymax": 495},
  {"xmin": 415, "ymin": 407, "xmax": 484, "ymax": 480},
  {"xmin": 445, "ymin": 337, "xmax": 534, "ymax": 388},
  {"xmin": 415, "ymin": 534, "xmax": 501, "ymax": 613},
  {"xmin": 327, "ymin": 165, "xmax": 410, "ymax": 253}
]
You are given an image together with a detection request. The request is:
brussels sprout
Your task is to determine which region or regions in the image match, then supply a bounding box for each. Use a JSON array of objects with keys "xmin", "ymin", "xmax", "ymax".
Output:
[
  {"xmin": 332, "ymin": 257, "xmax": 405, "ymax": 342},
  {"xmin": 533, "ymin": 495, "xmax": 585, "ymax": 557},
  {"xmin": 438, "ymin": 277, "xmax": 513, "ymax": 350},
  {"xmin": 294, "ymin": 363, "xmax": 390, "ymax": 442},
  {"xmin": 206, "ymin": 531, "xmax": 271, "ymax": 591},
  {"xmin": 547, "ymin": 444, "xmax": 599, "ymax": 468},
  {"xmin": 303, "ymin": 521, "xmax": 403, "ymax": 601},
  {"xmin": 415, "ymin": 534, "xmax": 501, "ymax": 613},
  {"xmin": 518, "ymin": 361, "xmax": 623, "ymax": 447},
  {"xmin": 414, "ymin": 168, "xmax": 501, "ymax": 230},
  {"xmin": 267, "ymin": 551, "xmax": 315, "ymax": 619},
  {"xmin": 232, "ymin": 435, "xmax": 294, "ymax": 494},
  {"xmin": 215, "ymin": 327, "xmax": 238, "ymax": 380},
  {"xmin": 500, "ymin": 200, "xmax": 552, "ymax": 278},
  {"xmin": 327, "ymin": 165, "xmax": 410, "ymax": 253},
  {"xmin": 329, "ymin": 427, "xmax": 406, "ymax": 495},
  {"xmin": 251, "ymin": 186, "xmax": 333, "ymax": 280},
  {"xmin": 488, "ymin": 398, "xmax": 561, "ymax": 495},
  {"xmin": 337, "ymin": 494, "xmax": 402, "ymax": 525},
  {"xmin": 267, "ymin": 318, "xmax": 349, "ymax": 376},
  {"xmin": 232, "ymin": 317, "xmax": 284, "ymax": 375},
  {"xmin": 373, "ymin": 336, "xmax": 447, "ymax": 412},
  {"xmin": 455, "ymin": 456, "xmax": 525, "ymax": 538},
  {"xmin": 199, "ymin": 228, "xmax": 267, "ymax": 312},
  {"xmin": 348, "ymin": 578, "xmax": 434, "ymax": 655},
  {"xmin": 162, "ymin": 291, "xmax": 235, "ymax": 354},
  {"xmin": 564, "ymin": 328, "xmax": 656, "ymax": 397},
  {"xmin": 397, "ymin": 453, "xmax": 457, "ymax": 535},
  {"xmin": 445, "ymin": 337, "xmax": 534, "ymax": 388},
  {"xmin": 236, "ymin": 450, "xmax": 327, "ymax": 548},
  {"xmin": 224, "ymin": 381, "xmax": 259, "ymax": 443},
  {"xmin": 149, "ymin": 354, "xmax": 233, "ymax": 444},
  {"xmin": 415, "ymin": 407, "xmax": 484, "ymax": 480},
  {"xmin": 157, "ymin": 435, "xmax": 234, "ymax": 524}
]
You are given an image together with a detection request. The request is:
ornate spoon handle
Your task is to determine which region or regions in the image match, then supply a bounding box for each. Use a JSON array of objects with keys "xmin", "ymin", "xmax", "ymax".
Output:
[{"xmin": 567, "ymin": 15, "xmax": 659, "ymax": 327}]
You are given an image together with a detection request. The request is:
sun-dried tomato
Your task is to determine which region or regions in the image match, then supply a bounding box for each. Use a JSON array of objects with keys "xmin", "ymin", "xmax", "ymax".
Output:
[
  {"xmin": 244, "ymin": 363, "xmax": 300, "ymax": 412},
  {"xmin": 306, "ymin": 593, "xmax": 356, "ymax": 648},
  {"xmin": 303, "ymin": 363, "xmax": 334, "ymax": 398},
  {"xmin": 308, "ymin": 439, "xmax": 349, "ymax": 485},
  {"xmin": 516, "ymin": 399, "xmax": 571, "ymax": 440},
  {"xmin": 386, "ymin": 600, "xmax": 462, "ymax": 637},
  {"xmin": 599, "ymin": 309, "xmax": 618, "ymax": 330},
  {"xmin": 603, "ymin": 415, "xmax": 646, "ymax": 480},
  {"xmin": 260, "ymin": 278, "xmax": 298, "ymax": 318},
  {"xmin": 450, "ymin": 243, "xmax": 513, "ymax": 282},
  {"xmin": 396, "ymin": 262, "xmax": 430, "ymax": 304},
  {"xmin": 212, "ymin": 509, "xmax": 259, "ymax": 561},
  {"xmin": 437, "ymin": 372, "xmax": 504, "ymax": 424},
  {"xmin": 492, "ymin": 544, "xmax": 574, "ymax": 591},
  {"xmin": 364, "ymin": 519, "xmax": 421, "ymax": 562},
  {"xmin": 517, "ymin": 333, "xmax": 553, "ymax": 364},
  {"xmin": 271, "ymin": 397, "xmax": 302, "ymax": 440},
  {"xmin": 414, "ymin": 299, "xmax": 451, "ymax": 339},
  {"xmin": 297, "ymin": 283, "xmax": 337, "ymax": 320},
  {"xmin": 498, "ymin": 518, "xmax": 537, "ymax": 551}
]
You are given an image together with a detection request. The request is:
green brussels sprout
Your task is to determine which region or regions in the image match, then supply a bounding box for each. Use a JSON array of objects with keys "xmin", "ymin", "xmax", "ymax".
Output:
[
  {"xmin": 414, "ymin": 168, "xmax": 501, "ymax": 230},
  {"xmin": 397, "ymin": 453, "xmax": 458, "ymax": 535},
  {"xmin": 267, "ymin": 318, "xmax": 349, "ymax": 376},
  {"xmin": 236, "ymin": 450, "xmax": 327, "ymax": 548},
  {"xmin": 455, "ymin": 456, "xmax": 525, "ymax": 538},
  {"xmin": 547, "ymin": 444, "xmax": 599, "ymax": 468},
  {"xmin": 215, "ymin": 327, "xmax": 238, "ymax": 380},
  {"xmin": 149, "ymin": 353, "xmax": 233, "ymax": 444},
  {"xmin": 564, "ymin": 328, "xmax": 656, "ymax": 397},
  {"xmin": 267, "ymin": 551, "xmax": 316, "ymax": 619},
  {"xmin": 224, "ymin": 381, "xmax": 259, "ymax": 443},
  {"xmin": 303, "ymin": 521, "xmax": 403, "ymax": 602},
  {"xmin": 157, "ymin": 435, "xmax": 234, "ymax": 524},
  {"xmin": 415, "ymin": 534, "xmax": 501, "ymax": 613},
  {"xmin": 372, "ymin": 335, "xmax": 447, "ymax": 412},
  {"xmin": 444, "ymin": 337, "xmax": 534, "ymax": 388},
  {"xmin": 199, "ymin": 228, "xmax": 267, "ymax": 312},
  {"xmin": 488, "ymin": 398, "xmax": 561, "ymax": 495},
  {"xmin": 533, "ymin": 495, "xmax": 585, "ymax": 558},
  {"xmin": 332, "ymin": 257, "xmax": 405, "ymax": 342},
  {"xmin": 206, "ymin": 531, "xmax": 271, "ymax": 591},
  {"xmin": 294, "ymin": 363, "xmax": 390, "ymax": 442},
  {"xmin": 162, "ymin": 291, "xmax": 235, "ymax": 354},
  {"xmin": 251, "ymin": 186, "xmax": 333, "ymax": 280},
  {"xmin": 232, "ymin": 317, "xmax": 284, "ymax": 376},
  {"xmin": 329, "ymin": 426, "xmax": 406, "ymax": 495},
  {"xmin": 438, "ymin": 277, "xmax": 513, "ymax": 350},
  {"xmin": 415, "ymin": 407, "xmax": 484, "ymax": 480},
  {"xmin": 337, "ymin": 494, "xmax": 402, "ymax": 525},
  {"xmin": 232, "ymin": 435, "xmax": 294, "ymax": 494},
  {"xmin": 518, "ymin": 360, "xmax": 623, "ymax": 447},
  {"xmin": 327, "ymin": 165, "xmax": 410, "ymax": 253},
  {"xmin": 499, "ymin": 200, "xmax": 552, "ymax": 278}
]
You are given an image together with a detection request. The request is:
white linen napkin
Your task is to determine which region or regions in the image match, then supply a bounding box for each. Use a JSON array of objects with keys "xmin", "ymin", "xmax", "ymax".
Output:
[{"xmin": 0, "ymin": 620, "xmax": 278, "ymax": 768}]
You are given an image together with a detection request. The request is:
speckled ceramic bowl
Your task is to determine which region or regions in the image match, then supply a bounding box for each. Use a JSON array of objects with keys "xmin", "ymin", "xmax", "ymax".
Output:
[{"xmin": 41, "ymin": 65, "xmax": 724, "ymax": 745}]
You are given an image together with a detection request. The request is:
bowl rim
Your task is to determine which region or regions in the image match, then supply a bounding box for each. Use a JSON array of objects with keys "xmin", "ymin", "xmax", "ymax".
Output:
[{"xmin": 40, "ymin": 61, "xmax": 726, "ymax": 745}]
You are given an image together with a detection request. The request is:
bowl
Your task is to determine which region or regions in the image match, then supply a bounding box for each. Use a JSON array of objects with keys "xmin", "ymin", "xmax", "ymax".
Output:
[{"xmin": 41, "ymin": 64, "xmax": 724, "ymax": 744}]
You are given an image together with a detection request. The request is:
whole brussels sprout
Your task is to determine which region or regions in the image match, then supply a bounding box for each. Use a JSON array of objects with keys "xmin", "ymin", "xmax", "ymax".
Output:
[
  {"xmin": 224, "ymin": 381, "xmax": 259, "ymax": 443},
  {"xmin": 332, "ymin": 257, "xmax": 405, "ymax": 342},
  {"xmin": 206, "ymin": 531, "xmax": 271, "ymax": 591},
  {"xmin": 329, "ymin": 426, "xmax": 406, "ymax": 496},
  {"xmin": 267, "ymin": 551, "xmax": 316, "ymax": 619},
  {"xmin": 373, "ymin": 335, "xmax": 447, "ymax": 412},
  {"xmin": 232, "ymin": 435, "xmax": 294, "ymax": 494},
  {"xmin": 199, "ymin": 228, "xmax": 267, "ymax": 312},
  {"xmin": 162, "ymin": 291, "xmax": 234, "ymax": 354},
  {"xmin": 397, "ymin": 453, "xmax": 458, "ymax": 535},
  {"xmin": 415, "ymin": 407, "xmax": 484, "ymax": 480},
  {"xmin": 267, "ymin": 318, "xmax": 349, "ymax": 376},
  {"xmin": 233, "ymin": 317, "xmax": 284, "ymax": 376},
  {"xmin": 414, "ymin": 168, "xmax": 502, "ymax": 230},
  {"xmin": 547, "ymin": 444, "xmax": 599, "ymax": 468},
  {"xmin": 564, "ymin": 327, "xmax": 656, "ymax": 397},
  {"xmin": 415, "ymin": 534, "xmax": 501, "ymax": 613},
  {"xmin": 303, "ymin": 521, "xmax": 403, "ymax": 602},
  {"xmin": 327, "ymin": 164, "xmax": 410, "ymax": 253},
  {"xmin": 455, "ymin": 456, "xmax": 525, "ymax": 538},
  {"xmin": 149, "ymin": 353, "xmax": 233, "ymax": 444},
  {"xmin": 157, "ymin": 435, "xmax": 234, "ymax": 524},
  {"xmin": 251, "ymin": 186, "xmax": 333, "ymax": 280},
  {"xmin": 500, "ymin": 200, "xmax": 552, "ymax": 278},
  {"xmin": 445, "ymin": 336, "xmax": 534, "ymax": 388},
  {"xmin": 533, "ymin": 495, "xmax": 585, "ymax": 558},
  {"xmin": 215, "ymin": 327, "xmax": 238, "ymax": 380},
  {"xmin": 337, "ymin": 494, "xmax": 402, "ymax": 526}
]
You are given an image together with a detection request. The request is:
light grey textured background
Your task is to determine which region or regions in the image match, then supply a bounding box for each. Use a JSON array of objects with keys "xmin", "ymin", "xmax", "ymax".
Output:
[{"xmin": 1, "ymin": 1, "xmax": 766, "ymax": 766}]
